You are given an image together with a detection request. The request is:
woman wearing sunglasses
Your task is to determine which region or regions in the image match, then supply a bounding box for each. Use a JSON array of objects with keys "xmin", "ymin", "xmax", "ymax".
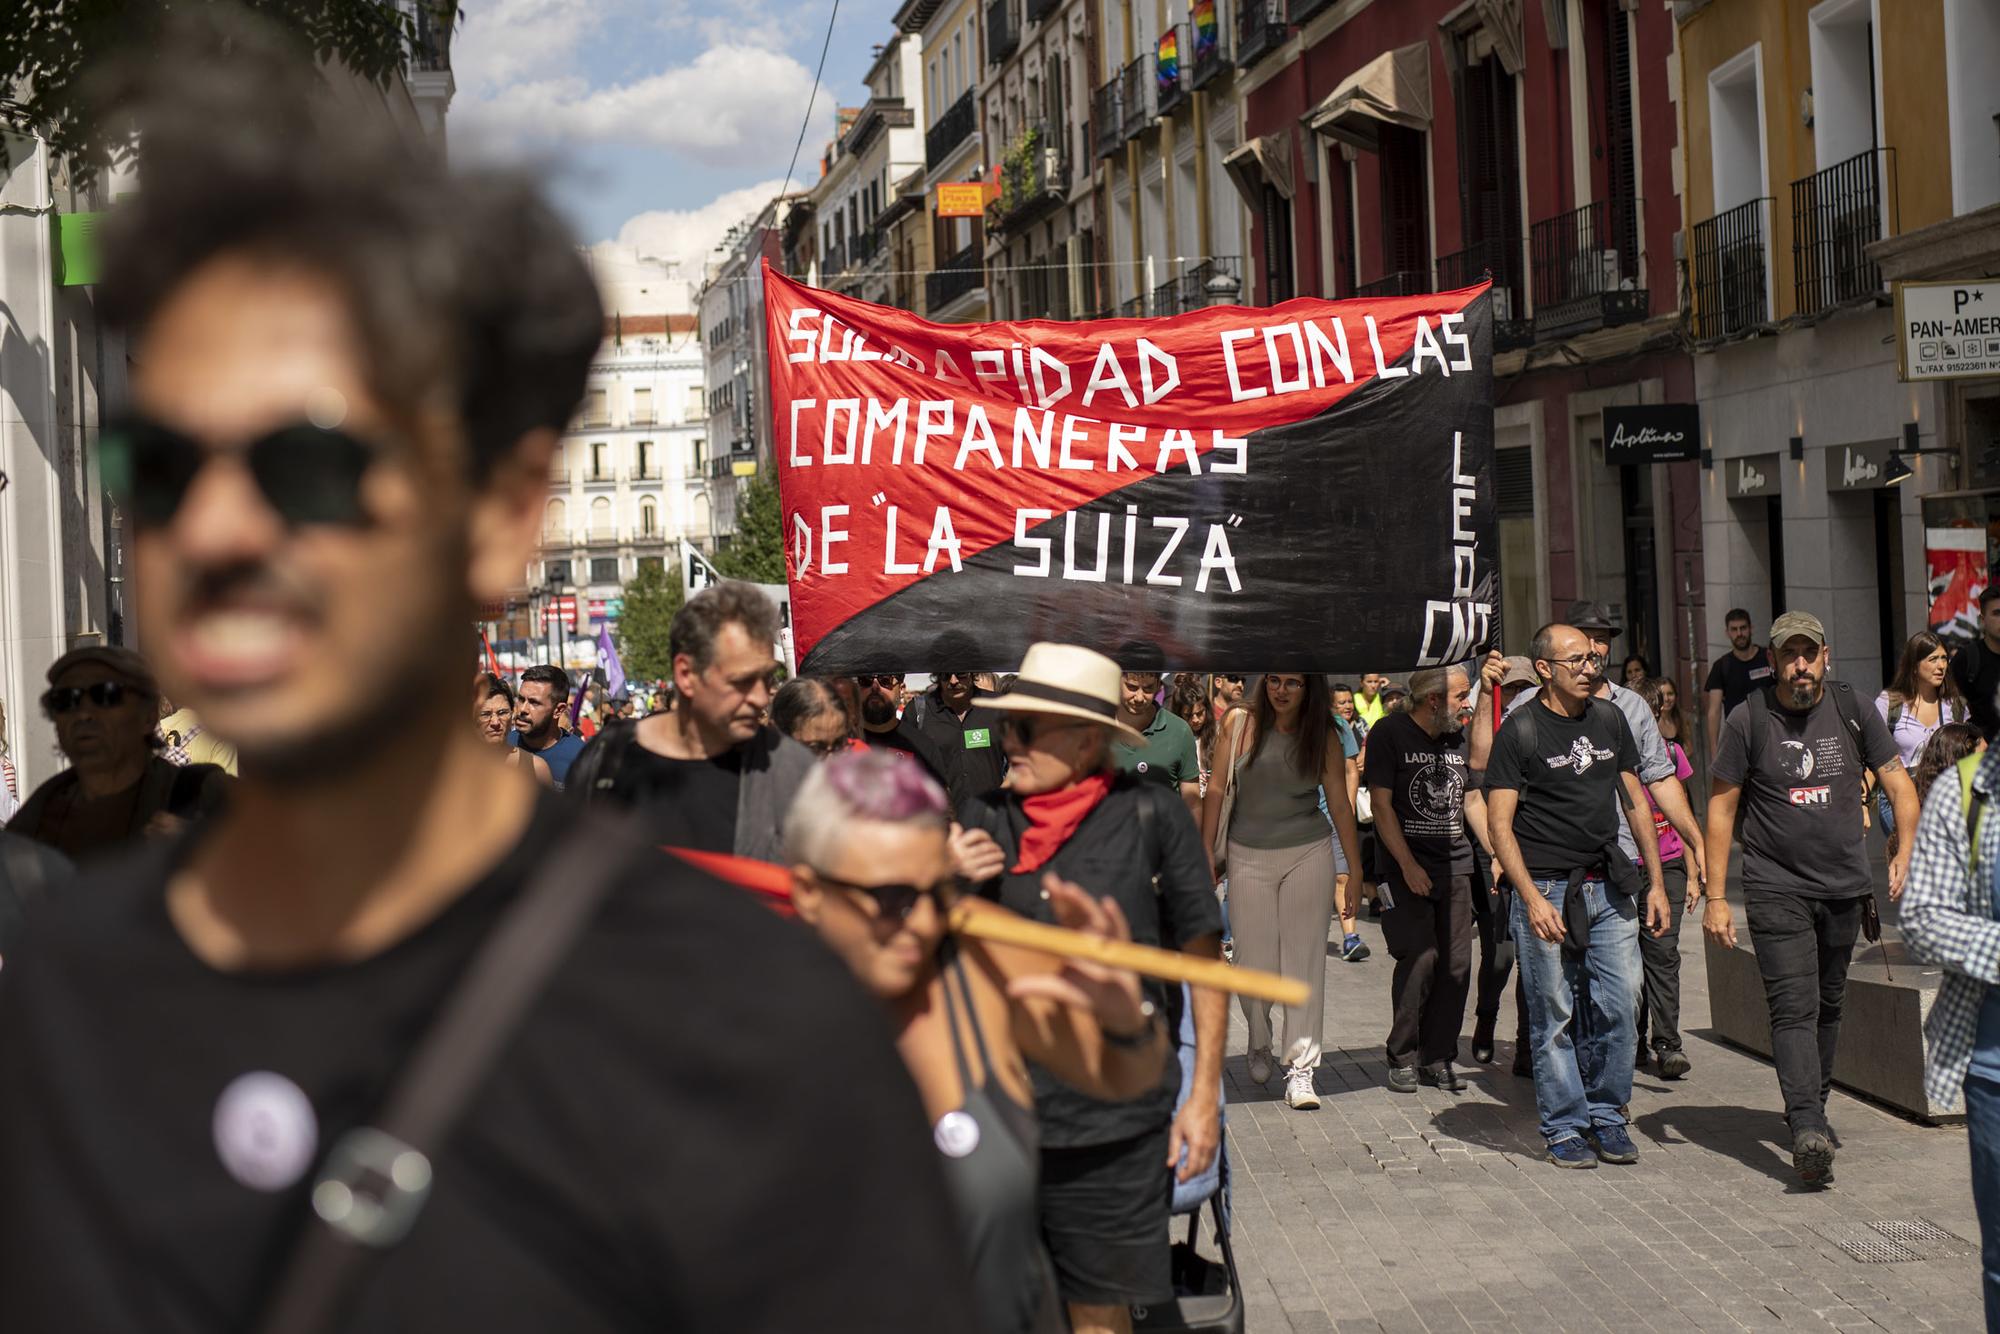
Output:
[
  {"xmin": 786, "ymin": 748, "xmax": 1167, "ymax": 1334},
  {"xmin": 473, "ymin": 674, "xmax": 552, "ymax": 785},
  {"xmin": 771, "ymin": 677, "xmax": 862, "ymax": 758},
  {"xmin": 10, "ymin": 647, "xmax": 229, "ymax": 862}
]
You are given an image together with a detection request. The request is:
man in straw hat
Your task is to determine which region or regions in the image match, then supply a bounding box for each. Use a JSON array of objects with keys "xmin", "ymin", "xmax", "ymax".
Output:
[{"xmin": 953, "ymin": 642, "xmax": 1225, "ymax": 1334}]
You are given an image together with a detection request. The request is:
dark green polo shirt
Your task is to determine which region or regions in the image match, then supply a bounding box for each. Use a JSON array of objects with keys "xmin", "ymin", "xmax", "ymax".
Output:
[{"xmin": 1112, "ymin": 707, "xmax": 1200, "ymax": 788}]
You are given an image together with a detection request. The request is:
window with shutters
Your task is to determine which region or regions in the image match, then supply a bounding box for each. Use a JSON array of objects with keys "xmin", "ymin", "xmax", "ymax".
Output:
[
  {"xmin": 1601, "ymin": 1, "xmax": 1640, "ymax": 284},
  {"xmin": 591, "ymin": 558, "xmax": 620, "ymax": 584},
  {"xmin": 1454, "ymin": 47, "xmax": 1523, "ymax": 311},
  {"xmin": 1377, "ymin": 125, "xmax": 1430, "ymax": 286},
  {"xmin": 1495, "ymin": 447, "xmax": 1535, "ymax": 517},
  {"xmin": 1260, "ymin": 184, "xmax": 1294, "ymax": 304}
]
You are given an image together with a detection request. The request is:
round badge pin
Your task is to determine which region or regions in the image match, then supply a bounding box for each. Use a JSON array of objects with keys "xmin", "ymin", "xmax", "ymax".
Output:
[
  {"xmin": 1136, "ymin": 760, "xmax": 1150, "ymax": 773},
  {"xmin": 933, "ymin": 1110, "xmax": 982, "ymax": 1159},
  {"xmin": 213, "ymin": 1071, "xmax": 318, "ymax": 1191}
]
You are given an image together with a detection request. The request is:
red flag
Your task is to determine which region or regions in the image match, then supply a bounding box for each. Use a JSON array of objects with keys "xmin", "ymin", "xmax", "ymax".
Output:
[{"xmin": 481, "ymin": 629, "xmax": 502, "ymax": 678}]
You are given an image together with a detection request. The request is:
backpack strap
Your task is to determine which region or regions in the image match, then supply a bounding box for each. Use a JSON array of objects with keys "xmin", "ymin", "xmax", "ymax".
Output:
[
  {"xmin": 1962, "ymin": 755, "xmax": 1988, "ymax": 879},
  {"xmin": 1743, "ymin": 688, "xmax": 1771, "ymax": 776},
  {"xmin": 1826, "ymin": 680, "xmax": 1868, "ymax": 772}
]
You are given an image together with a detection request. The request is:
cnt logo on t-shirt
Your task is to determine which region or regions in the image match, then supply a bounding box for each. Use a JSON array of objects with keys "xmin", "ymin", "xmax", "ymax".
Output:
[{"xmin": 1543, "ymin": 736, "xmax": 1616, "ymax": 774}]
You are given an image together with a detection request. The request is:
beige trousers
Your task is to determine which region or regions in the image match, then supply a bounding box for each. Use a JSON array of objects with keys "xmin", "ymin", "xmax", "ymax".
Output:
[{"xmin": 1227, "ymin": 837, "xmax": 1337, "ymax": 1071}]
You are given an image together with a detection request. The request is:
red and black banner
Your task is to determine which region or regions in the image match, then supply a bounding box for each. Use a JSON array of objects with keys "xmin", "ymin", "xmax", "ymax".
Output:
[{"xmin": 766, "ymin": 265, "xmax": 1496, "ymax": 674}]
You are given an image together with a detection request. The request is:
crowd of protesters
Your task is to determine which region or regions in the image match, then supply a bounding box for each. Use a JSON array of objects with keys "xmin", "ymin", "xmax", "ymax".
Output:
[{"xmin": 10, "ymin": 21, "xmax": 2000, "ymax": 1334}]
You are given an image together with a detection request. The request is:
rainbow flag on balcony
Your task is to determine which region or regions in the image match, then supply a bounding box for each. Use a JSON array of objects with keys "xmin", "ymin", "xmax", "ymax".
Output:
[
  {"xmin": 1156, "ymin": 28, "xmax": 1180, "ymax": 93},
  {"xmin": 1192, "ymin": 0, "xmax": 1217, "ymax": 64}
]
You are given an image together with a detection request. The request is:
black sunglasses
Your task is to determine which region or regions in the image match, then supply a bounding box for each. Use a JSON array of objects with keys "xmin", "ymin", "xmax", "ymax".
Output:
[
  {"xmin": 1217, "ymin": 674, "xmax": 1244, "ymax": 684},
  {"xmin": 823, "ymin": 875, "xmax": 954, "ymax": 921},
  {"xmin": 42, "ymin": 681, "xmax": 136, "ymax": 716},
  {"xmin": 856, "ymin": 674, "xmax": 904, "ymax": 689},
  {"xmin": 98, "ymin": 416, "xmax": 381, "ymax": 529},
  {"xmin": 804, "ymin": 734, "xmax": 856, "ymax": 758}
]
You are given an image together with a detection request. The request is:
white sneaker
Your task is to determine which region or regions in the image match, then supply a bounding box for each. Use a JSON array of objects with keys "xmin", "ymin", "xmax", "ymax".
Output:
[
  {"xmin": 1247, "ymin": 1049, "xmax": 1274, "ymax": 1085},
  {"xmin": 1285, "ymin": 1066, "xmax": 1321, "ymax": 1109}
]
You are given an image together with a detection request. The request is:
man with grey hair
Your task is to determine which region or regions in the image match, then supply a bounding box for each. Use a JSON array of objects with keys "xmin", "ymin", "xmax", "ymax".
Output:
[
  {"xmin": 1364, "ymin": 663, "xmax": 1477, "ymax": 1091},
  {"xmin": 567, "ymin": 580, "xmax": 813, "ymax": 859}
]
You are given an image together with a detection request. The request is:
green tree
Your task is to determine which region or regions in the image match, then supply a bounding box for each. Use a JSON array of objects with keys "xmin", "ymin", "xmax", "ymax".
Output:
[
  {"xmin": 616, "ymin": 560, "xmax": 681, "ymax": 686},
  {"xmin": 1, "ymin": 1, "xmax": 454, "ymax": 180},
  {"xmin": 714, "ymin": 473, "xmax": 786, "ymax": 584}
]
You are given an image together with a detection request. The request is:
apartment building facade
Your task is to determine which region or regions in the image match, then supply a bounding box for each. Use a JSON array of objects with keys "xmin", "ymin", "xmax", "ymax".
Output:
[
  {"xmin": 1681, "ymin": 0, "xmax": 2000, "ymax": 692},
  {"xmin": 902, "ymin": 0, "xmax": 993, "ymax": 320}
]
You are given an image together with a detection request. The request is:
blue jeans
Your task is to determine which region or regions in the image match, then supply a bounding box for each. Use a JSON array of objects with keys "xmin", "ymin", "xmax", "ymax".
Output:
[
  {"xmin": 1514, "ymin": 876, "xmax": 1642, "ymax": 1144},
  {"xmin": 1967, "ymin": 1074, "xmax": 2000, "ymax": 1331}
]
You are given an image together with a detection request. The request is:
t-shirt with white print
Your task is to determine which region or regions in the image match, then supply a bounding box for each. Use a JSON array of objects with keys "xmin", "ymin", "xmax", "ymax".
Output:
[{"xmin": 1483, "ymin": 698, "xmax": 1641, "ymax": 879}]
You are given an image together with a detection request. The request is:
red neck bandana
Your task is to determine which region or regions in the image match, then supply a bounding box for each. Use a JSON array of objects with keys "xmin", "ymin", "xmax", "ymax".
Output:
[{"xmin": 1011, "ymin": 771, "xmax": 1115, "ymax": 874}]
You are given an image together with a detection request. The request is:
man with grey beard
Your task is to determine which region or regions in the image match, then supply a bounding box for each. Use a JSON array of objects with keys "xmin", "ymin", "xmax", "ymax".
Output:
[{"xmin": 1704, "ymin": 611, "xmax": 1918, "ymax": 1187}]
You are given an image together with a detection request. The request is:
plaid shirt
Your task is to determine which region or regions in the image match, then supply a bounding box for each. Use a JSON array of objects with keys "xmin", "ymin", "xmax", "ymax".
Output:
[{"xmin": 1903, "ymin": 744, "xmax": 2000, "ymax": 1110}]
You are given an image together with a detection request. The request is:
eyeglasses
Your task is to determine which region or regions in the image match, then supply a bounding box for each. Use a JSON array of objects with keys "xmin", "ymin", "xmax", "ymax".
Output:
[
  {"xmin": 804, "ymin": 734, "xmax": 856, "ymax": 758},
  {"xmin": 43, "ymin": 681, "xmax": 136, "ymax": 716},
  {"xmin": 98, "ymin": 416, "xmax": 381, "ymax": 530},
  {"xmin": 856, "ymin": 674, "xmax": 904, "ymax": 689},
  {"xmin": 821, "ymin": 874, "xmax": 955, "ymax": 921},
  {"xmin": 1546, "ymin": 652, "xmax": 1607, "ymax": 673}
]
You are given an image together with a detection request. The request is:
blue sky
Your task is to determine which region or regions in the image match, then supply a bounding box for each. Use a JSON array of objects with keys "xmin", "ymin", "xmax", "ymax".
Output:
[{"xmin": 450, "ymin": 0, "xmax": 903, "ymax": 269}]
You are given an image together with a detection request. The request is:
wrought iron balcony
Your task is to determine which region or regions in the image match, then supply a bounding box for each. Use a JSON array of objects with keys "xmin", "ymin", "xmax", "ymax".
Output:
[
  {"xmin": 1529, "ymin": 196, "xmax": 1648, "ymax": 341},
  {"xmin": 1436, "ymin": 235, "xmax": 1532, "ymax": 348},
  {"xmin": 1092, "ymin": 78, "xmax": 1123, "ymax": 160},
  {"xmin": 1791, "ymin": 147, "xmax": 1896, "ymax": 317},
  {"xmin": 1235, "ymin": 0, "xmax": 1288, "ymax": 69},
  {"xmin": 1155, "ymin": 27, "xmax": 1188, "ymax": 118},
  {"xmin": 1354, "ymin": 270, "xmax": 1429, "ymax": 298},
  {"xmin": 1118, "ymin": 56, "xmax": 1153, "ymax": 141},
  {"xmin": 1177, "ymin": 255, "xmax": 1241, "ymax": 309},
  {"xmin": 926, "ymin": 244, "xmax": 985, "ymax": 313},
  {"xmin": 1689, "ymin": 197, "xmax": 1772, "ymax": 341},
  {"xmin": 927, "ymin": 88, "xmax": 977, "ymax": 171},
  {"xmin": 986, "ymin": 0, "xmax": 1020, "ymax": 64},
  {"xmin": 412, "ymin": 0, "xmax": 450, "ymax": 71},
  {"xmin": 1151, "ymin": 275, "xmax": 1182, "ymax": 318},
  {"xmin": 1120, "ymin": 294, "xmax": 1146, "ymax": 318},
  {"xmin": 987, "ymin": 126, "xmax": 1070, "ymax": 234},
  {"xmin": 1190, "ymin": 5, "xmax": 1230, "ymax": 89}
]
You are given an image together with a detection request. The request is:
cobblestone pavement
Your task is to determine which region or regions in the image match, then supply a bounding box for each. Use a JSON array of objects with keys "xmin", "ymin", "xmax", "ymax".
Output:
[{"xmin": 1218, "ymin": 909, "xmax": 1984, "ymax": 1332}]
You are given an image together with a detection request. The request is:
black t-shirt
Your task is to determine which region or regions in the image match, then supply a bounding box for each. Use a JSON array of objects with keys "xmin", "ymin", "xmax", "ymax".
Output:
[
  {"xmin": 960, "ymin": 778, "xmax": 1222, "ymax": 1149},
  {"xmin": 0, "ymin": 798, "xmax": 973, "ymax": 1333},
  {"xmin": 908, "ymin": 699, "xmax": 1008, "ymax": 813},
  {"xmin": 1361, "ymin": 712, "xmax": 1473, "ymax": 880},
  {"xmin": 862, "ymin": 721, "xmax": 949, "ymax": 788},
  {"xmin": 1711, "ymin": 688, "xmax": 1898, "ymax": 898},
  {"xmin": 1705, "ymin": 651, "xmax": 1775, "ymax": 717},
  {"xmin": 608, "ymin": 745, "xmax": 743, "ymax": 854},
  {"xmin": 1953, "ymin": 639, "xmax": 2000, "ymax": 741},
  {"xmin": 1484, "ymin": 699, "xmax": 1641, "ymax": 878}
]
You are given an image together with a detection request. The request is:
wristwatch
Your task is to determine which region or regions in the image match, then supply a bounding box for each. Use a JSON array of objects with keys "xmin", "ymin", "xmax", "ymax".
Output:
[{"xmin": 1103, "ymin": 999, "xmax": 1160, "ymax": 1048}]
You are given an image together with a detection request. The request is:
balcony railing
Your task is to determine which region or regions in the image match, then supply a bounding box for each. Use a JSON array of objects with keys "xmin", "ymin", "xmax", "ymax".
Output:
[
  {"xmin": 1092, "ymin": 78, "xmax": 1124, "ymax": 160},
  {"xmin": 586, "ymin": 527, "xmax": 620, "ymax": 544},
  {"xmin": 927, "ymin": 89, "xmax": 977, "ymax": 170},
  {"xmin": 1151, "ymin": 275, "xmax": 1183, "ymax": 318},
  {"xmin": 1190, "ymin": 7, "xmax": 1230, "ymax": 89},
  {"xmin": 1791, "ymin": 147, "xmax": 1896, "ymax": 318},
  {"xmin": 1156, "ymin": 27, "xmax": 1188, "ymax": 118},
  {"xmin": 1236, "ymin": 0, "xmax": 1288, "ymax": 69},
  {"xmin": 413, "ymin": 1, "xmax": 450, "ymax": 71},
  {"xmin": 1118, "ymin": 56, "xmax": 1153, "ymax": 141},
  {"xmin": 988, "ymin": 126, "xmax": 1070, "ymax": 233},
  {"xmin": 926, "ymin": 244, "xmax": 985, "ymax": 313},
  {"xmin": 1177, "ymin": 255, "xmax": 1241, "ymax": 309},
  {"xmin": 1529, "ymin": 196, "xmax": 1647, "ymax": 340},
  {"xmin": 1120, "ymin": 294, "xmax": 1146, "ymax": 318},
  {"xmin": 986, "ymin": 0, "xmax": 1019, "ymax": 65},
  {"xmin": 1026, "ymin": 0, "xmax": 1060, "ymax": 21},
  {"xmin": 1689, "ymin": 197, "xmax": 1773, "ymax": 341},
  {"xmin": 1355, "ymin": 270, "xmax": 1429, "ymax": 298}
]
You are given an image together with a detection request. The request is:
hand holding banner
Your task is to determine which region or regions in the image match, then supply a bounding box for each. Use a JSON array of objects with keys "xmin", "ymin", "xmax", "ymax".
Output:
[{"xmin": 766, "ymin": 266, "xmax": 1498, "ymax": 672}]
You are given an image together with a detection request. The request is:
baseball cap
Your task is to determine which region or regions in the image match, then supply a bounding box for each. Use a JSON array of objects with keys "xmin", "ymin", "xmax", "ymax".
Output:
[
  {"xmin": 1563, "ymin": 600, "xmax": 1623, "ymax": 640},
  {"xmin": 46, "ymin": 645, "xmax": 158, "ymax": 695},
  {"xmin": 1499, "ymin": 656, "xmax": 1540, "ymax": 689},
  {"xmin": 1769, "ymin": 610, "xmax": 1826, "ymax": 649}
]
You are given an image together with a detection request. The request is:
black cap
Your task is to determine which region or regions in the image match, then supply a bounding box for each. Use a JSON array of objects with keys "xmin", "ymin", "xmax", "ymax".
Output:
[{"xmin": 1563, "ymin": 600, "xmax": 1623, "ymax": 640}]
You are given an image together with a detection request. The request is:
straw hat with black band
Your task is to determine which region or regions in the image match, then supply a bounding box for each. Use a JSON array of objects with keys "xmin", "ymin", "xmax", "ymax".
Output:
[{"xmin": 974, "ymin": 643, "xmax": 1148, "ymax": 745}]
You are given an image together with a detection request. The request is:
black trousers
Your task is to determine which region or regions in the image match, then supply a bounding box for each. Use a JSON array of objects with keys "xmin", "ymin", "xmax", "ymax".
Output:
[
  {"xmin": 1744, "ymin": 886, "xmax": 1865, "ymax": 1137},
  {"xmin": 1635, "ymin": 860, "xmax": 1689, "ymax": 1053},
  {"xmin": 1468, "ymin": 843, "xmax": 1517, "ymax": 1041},
  {"xmin": 1381, "ymin": 871, "xmax": 1473, "ymax": 1068}
]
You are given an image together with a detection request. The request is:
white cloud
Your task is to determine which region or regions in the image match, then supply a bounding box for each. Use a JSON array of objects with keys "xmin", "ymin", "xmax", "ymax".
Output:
[
  {"xmin": 454, "ymin": 43, "xmax": 833, "ymax": 169},
  {"xmin": 599, "ymin": 177, "xmax": 791, "ymax": 272},
  {"xmin": 450, "ymin": 0, "xmax": 603, "ymax": 93}
]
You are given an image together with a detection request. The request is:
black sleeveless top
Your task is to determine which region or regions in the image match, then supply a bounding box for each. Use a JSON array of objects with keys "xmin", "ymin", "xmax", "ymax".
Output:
[{"xmin": 935, "ymin": 942, "xmax": 1064, "ymax": 1334}]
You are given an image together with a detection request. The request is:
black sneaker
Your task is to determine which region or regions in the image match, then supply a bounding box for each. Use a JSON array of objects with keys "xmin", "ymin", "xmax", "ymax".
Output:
[
  {"xmin": 1793, "ymin": 1129, "xmax": 1835, "ymax": 1186},
  {"xmin": 1512, "ymin": 1048, "xmax": 1533, "ymax": 1078},
  {"xmin": 1471, "ymin": 1017, "xmax": 1496, "ymax": 1065},
  {"xmin": 1386, "ymin": 1064, "xmax": 1420, "ymax": 1094},
  {"xmin": 1657, "ymin": 1047, "xmax": 1691, "ymax": 1080},
  {"xmin": 1418, "ymin": 1062, "xmax": 1468, "ymax": 1092}
]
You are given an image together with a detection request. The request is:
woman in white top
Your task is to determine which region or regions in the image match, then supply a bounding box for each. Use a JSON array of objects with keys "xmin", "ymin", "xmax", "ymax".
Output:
[{"xmin": 1874, "ymin": 631, "xmax": 1968, "ymax": 847}]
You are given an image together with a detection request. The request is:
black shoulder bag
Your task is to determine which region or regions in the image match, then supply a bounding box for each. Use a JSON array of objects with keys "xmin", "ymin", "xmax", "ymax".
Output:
[{"xmin": 254, "ymin": 812, "xmax": 642, "ymax": 1334}]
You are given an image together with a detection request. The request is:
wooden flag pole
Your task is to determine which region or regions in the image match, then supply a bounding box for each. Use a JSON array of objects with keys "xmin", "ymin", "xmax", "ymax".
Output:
[{"xmin": 949, "ymin": 903, "xmax": 1309, "ymax": 1007}]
